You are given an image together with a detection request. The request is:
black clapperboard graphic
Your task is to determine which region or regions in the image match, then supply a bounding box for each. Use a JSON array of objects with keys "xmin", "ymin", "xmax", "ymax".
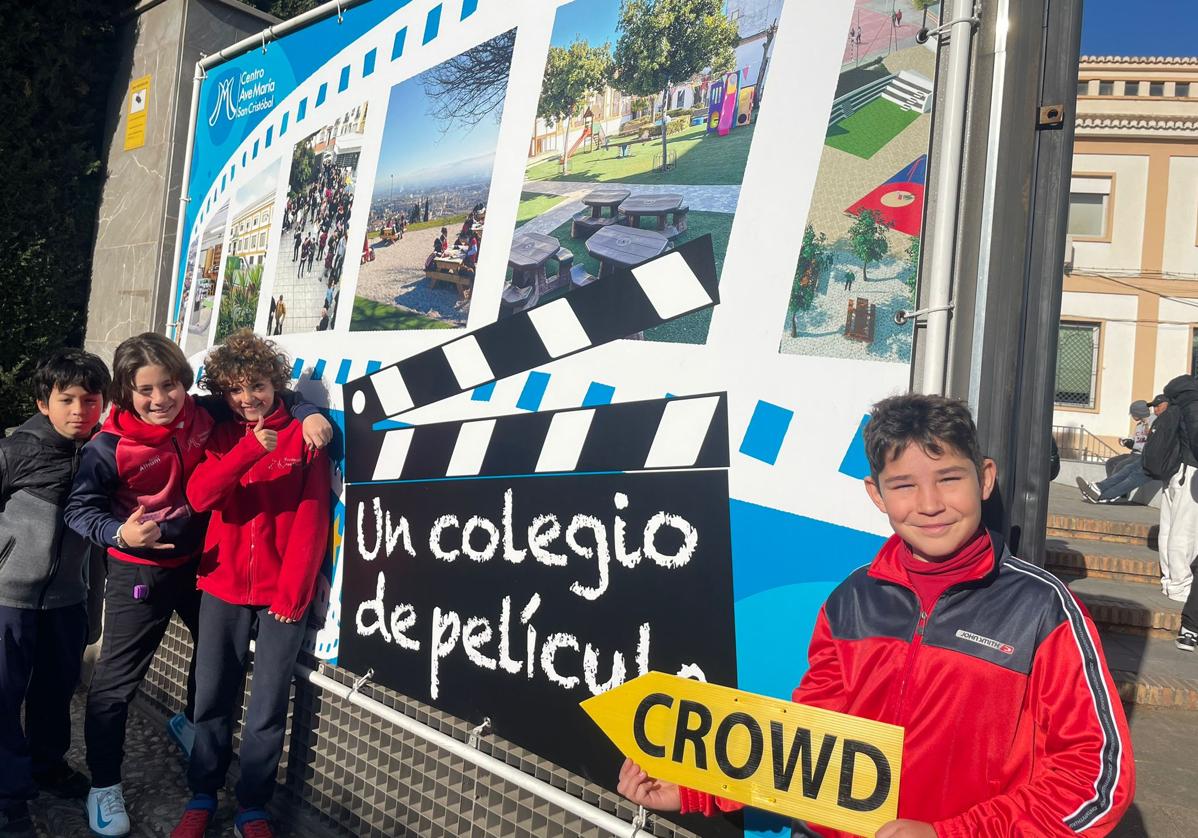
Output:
[{"xmin": 340, "ymin": 237, "xmax": 741, "ymax": 831}]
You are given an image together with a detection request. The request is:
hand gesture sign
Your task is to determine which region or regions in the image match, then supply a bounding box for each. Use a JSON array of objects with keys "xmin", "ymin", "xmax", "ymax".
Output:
[
  {"xmin": 119, "ymin": 505, "xmax": 175, "ymax": 550},
  {"xmin": 253, "ymin": 415, "xmax": 278, "ymax": 452}
]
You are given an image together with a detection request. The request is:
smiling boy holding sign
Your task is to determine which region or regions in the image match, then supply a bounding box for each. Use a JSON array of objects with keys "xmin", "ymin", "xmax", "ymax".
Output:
[{"xmin": 614, "ymin": 395, "xmax": 1134, "ymax": 836}]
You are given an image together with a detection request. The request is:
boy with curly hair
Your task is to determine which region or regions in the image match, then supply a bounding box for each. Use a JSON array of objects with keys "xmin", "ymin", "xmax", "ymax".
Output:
[{"xmin": 170, "ymin": 330, "xmax": 330, "ymax": 838}]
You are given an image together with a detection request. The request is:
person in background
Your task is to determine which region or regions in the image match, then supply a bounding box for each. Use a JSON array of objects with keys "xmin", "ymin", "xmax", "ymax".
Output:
[{"xmin": 1076, "ymin": 399, "xmax": 1157, "ymax": 503}]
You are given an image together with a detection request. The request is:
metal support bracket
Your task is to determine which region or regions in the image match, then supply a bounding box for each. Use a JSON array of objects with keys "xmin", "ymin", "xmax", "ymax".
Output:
[
  {"xmin": 918, "ymin": 8, "xmax": 982, "ymax": 43},
  {"xmin": 630, "ymin": 806, "xmax": 648, "ymax": 837},
  {"xmin": 348, "ymin": 668, "xmax": 374, "ymax": 696},
  {"xmin": 467, "ymin": 717, "xmax": 492, "ymax": 749},
  {"xmin": 894, "ymin": 303, "xmax": 955, "ymax": 326}
]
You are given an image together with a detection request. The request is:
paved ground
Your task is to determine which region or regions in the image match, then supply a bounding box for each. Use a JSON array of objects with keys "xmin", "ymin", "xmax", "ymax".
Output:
[
  {"xmin": 28, "ymin": 694, "xmax": 320, "ymax": 837},
  {"xmin": 354, "ymin": 225, "xmax": 468, "ymax": 326},
  {"xmin": 842, "ymin": 0, "xmax": 931, "ymax": 69},
  {"xmin": 1113, "ymin": 705, "xmax": 1198, "ymax": 837}
]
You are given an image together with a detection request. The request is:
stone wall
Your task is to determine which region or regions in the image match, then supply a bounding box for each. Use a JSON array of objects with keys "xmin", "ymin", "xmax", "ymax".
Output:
[{"xmin": 84, "ymin": 0, "xmax": 276, "ymax": 358}]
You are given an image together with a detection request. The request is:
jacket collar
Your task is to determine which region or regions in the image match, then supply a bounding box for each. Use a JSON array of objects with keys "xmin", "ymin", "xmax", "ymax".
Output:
[
  {"xmin": 11, "ymin": 413, "xmax": 90, "ymax": 450},
  {"xmin": 868, "ymin": 529, "xmax": 1005, "ymax": 591},
  {"xmin": 102, "ymin": 397, "xmax": 197, "ymax": 446}
]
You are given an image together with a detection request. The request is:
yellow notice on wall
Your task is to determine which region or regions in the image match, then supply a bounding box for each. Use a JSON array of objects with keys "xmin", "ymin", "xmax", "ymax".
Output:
[
  {"xmin": 124, "ymin": 75, "xmax": 152, "ymax": 151},
  {"xmin": 582, "ymin": 672, "xmax": 904, "ymax": 837}
]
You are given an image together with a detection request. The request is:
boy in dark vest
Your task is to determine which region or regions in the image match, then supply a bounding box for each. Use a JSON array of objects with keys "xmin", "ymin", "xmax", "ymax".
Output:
[{"xmin": 0, "ymin": 349, "xmax": 111, "ymax": 837}]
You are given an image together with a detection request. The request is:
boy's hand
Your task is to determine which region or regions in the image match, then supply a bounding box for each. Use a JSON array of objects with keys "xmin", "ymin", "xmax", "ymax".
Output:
[
  {"xmin": 616, "ymin": 758, "xmax": 681, "ymax": 812},
  {"xmin": 120, "ymin": 505, "xmax": 175, "ymax": 550},
  {"xmin": 301, "ymin": 413, "xmax": 333, "ymax": 450},
  {"xmin": 875, "ymin": 820, "xmax": 936, "ymax": 838},
  {"xmin": 253, "ymin": 416, "xmax": 278, "ymax": 452},
  {"xmin": 268, "ymin": 609, "xmax": 297, "ymax": 624}
]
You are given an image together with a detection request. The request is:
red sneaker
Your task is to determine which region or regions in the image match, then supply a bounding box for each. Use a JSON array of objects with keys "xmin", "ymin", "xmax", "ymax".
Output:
[
  {"xmin": 234, "ymin": 809, "xmax": 274, "ymax": 838},
  {"xmin": 170, "ymin": 797, "xmax": 215, "ymax": 838}
]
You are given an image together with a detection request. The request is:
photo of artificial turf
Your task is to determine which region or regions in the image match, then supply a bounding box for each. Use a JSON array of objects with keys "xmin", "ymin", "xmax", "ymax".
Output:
[{"xmin": 824, "ymin": 98, "xmax": 920, "ymax": 159}]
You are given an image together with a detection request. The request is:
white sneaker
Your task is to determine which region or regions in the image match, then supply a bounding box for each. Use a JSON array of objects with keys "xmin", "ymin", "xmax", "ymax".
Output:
[
  {"xmin": 87, "ymin": 784, "xmax": 131, "ymax": 837},
  {"xmin": 167, "ymin": 712, "xmax": 195, "ymax": 759}
]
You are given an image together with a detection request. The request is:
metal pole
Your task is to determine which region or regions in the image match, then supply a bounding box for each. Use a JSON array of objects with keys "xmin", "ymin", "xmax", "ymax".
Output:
[
  {"xmin": 293, "ymin": 663, "xmax": 641, "ymax": 836},
  {"xmin": 919, "ymin": 1, "xmax": 979, "ymax": 395},
  {"xmin": 164, "ymin": 61, "xmax": 205, "ymax": 341}
]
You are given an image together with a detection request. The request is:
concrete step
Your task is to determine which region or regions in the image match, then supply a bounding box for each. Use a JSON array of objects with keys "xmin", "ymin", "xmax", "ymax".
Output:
[
  {"xmin": 1047, "ymin": 483, "xmax": 1159, "ymax": 547},
  {"xmin": 1046, "ymin": 536, "xmax": 1160, "ymax": 586},
  {"xmin": 1068, "ymin": 575, "xmax": 1181, "ymax": 638},
  {"xmin": 1102, "ymin": 632, "xmax": 1198, "ymax": 711}
]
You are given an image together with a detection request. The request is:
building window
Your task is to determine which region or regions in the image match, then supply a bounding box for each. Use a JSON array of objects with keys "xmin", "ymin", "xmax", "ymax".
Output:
[
  {"xmin": 1077, "ymin": 80, "xmax": 1090, "ymax": 96},
  {"xmin": 1067, "ymin": 176, "xmax": 1112, "ymax": 238},
  {"xmin": 1150, "ymin": 82, "xmax": 1165, "ymax": 96},
  {"xmin": 1178, "ymin": 83, "xmax": 1191, "ymax": 98},
  {"xmin": 1125, "ymin": 81, "xmax": 1140, "ymax": 96},
  {"xmin": 1055, "ymin": 322, "xmax": 1101, "ymax": 409},
  {"xmin": 1099, "ymin": 81, "xmax": 1114, "ymax": 95},
  {"xmin": 1191, "ymin": 329, "xmax": 1198, "ymax": 375}
]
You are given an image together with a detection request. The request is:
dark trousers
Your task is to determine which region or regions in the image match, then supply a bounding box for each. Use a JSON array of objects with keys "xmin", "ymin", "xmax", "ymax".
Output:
[
  {"xmin": 0, "ymin": 603, "xmax": 88, "ymax": 807},
  {"xmin": 188, "ymin": 593, "xmax": 306, "ymax": 808},
  {"xmin": 85, "ymin": 559, "xmax": 200, "ymax": 787}
]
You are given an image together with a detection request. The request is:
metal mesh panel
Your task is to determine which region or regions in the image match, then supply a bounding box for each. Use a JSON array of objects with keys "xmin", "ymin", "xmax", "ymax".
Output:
[
  {"xmin": 142, "ymin": 617, "xmax": 708, "ymax": 837},
  {"xmin": 1054, "ymin": 322, "xmax": 1099, "ymax": 408}
]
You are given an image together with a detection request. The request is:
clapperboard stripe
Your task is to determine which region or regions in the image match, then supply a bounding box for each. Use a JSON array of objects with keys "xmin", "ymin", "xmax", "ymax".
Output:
[
  {"xmin": 347, "ymin": 393, "xmax": 728, "ymax": 484},
  {"xmin": 343, "ymin": 235, "xmax": 719, "ymax": 436}
]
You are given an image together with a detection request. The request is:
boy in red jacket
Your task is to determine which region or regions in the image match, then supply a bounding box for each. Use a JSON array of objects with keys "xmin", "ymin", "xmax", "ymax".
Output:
[
  {"xmin": 170, "ymin": 330, "xmax": 330, "ymax": 838},
  {"xmin": 619, "ymin": 394, "xmax": 1134, "ymax": 837}
]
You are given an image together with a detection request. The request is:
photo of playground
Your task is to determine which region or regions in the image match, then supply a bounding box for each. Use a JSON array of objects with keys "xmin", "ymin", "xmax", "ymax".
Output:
[
  {"xmin": 215, "ymin": 160, "xmax": 278, "ymax": 342},
  {"xmin": 778, "ymin": 0, "xmax": 939, "ymax": 364},
  {"xmin": 350, "ymin": 31, "xmax": 515, "ymax": 332},
  {"xmin": 501, "ymin": 0, "xmax": 778, "ymax": 343},
  {"xmin": 182, "ymin": 200, "xmax": 229, "ymax": 356},
  {"xmin": 266, "ymin": 101, "xmax": 368, "ymax": 335}
]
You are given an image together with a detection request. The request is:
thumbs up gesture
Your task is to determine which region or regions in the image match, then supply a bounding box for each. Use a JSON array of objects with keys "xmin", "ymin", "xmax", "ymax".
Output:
[
  {"xmin": 252, "ymin": 415, "xmax": 278, "ymax": 452},
  {"xmin": 119, "ymin": 505, "xmax": 174, "ymax": 550}
]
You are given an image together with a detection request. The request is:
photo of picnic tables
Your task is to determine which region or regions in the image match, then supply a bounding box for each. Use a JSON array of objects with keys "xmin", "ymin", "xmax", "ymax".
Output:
[
  {"xmin": 585, "ymin": 225, "xmax": 668, "ymax": 279},
  {"xmin": 503, "ymin": 187, "xmax": 684, "ymax": 318}
]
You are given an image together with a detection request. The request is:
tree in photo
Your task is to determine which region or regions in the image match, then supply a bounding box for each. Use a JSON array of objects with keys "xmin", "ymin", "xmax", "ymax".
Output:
[
  {"xmin": 215, "ymin": 258, "xmax": 264, "ymax": 342},
  {"xmin": 422, "ymin": 29, "xmax": 517, "ymax": 133},
  {"xmin": 912, "ymin": 0, "xmax": 940, "ymax": 30},
  {"xmin": 537, "ymin": 39, "xmax": 613, "ymax": 174},
  {"xmin": 789, "ymin": 225, "xmax": 831, "ymax": 334},
  {"xmin": 613, "ymin": 0, "xmax": 738, "ymax": 172},
  {"xmin": 289, "ymin": 142, "xmax": 317, "ymax": 195},
  {"xmin": 847, "ymin": 209, "xmax": 891, "ymax": 282},
  {"xmin": 904, "ymin": 236, "xmax": 920, "ymax": 294}
]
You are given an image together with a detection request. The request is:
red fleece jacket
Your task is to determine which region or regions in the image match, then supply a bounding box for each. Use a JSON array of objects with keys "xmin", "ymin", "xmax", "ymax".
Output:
[{"xmin": 186, "ymin": 401, "xmax": 331, "ymax": 621}]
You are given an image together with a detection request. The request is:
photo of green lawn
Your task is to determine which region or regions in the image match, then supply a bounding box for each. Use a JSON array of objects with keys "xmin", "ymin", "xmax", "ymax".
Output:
[
  {"xmin": 824, "ymin": 98, "xmax": 920, "ymax": 159},
  {"xmin": 504, "ymin": 0, "xmax": 780, "ymax": 345}
]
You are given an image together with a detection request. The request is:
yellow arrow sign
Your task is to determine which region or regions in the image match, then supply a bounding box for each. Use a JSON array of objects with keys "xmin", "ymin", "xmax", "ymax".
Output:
[{"xmin": 582, "ymin": 672, "xmax": 904, "ymax": 837}]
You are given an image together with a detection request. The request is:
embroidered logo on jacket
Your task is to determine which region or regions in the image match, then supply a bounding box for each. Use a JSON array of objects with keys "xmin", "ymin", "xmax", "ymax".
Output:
[
  {"xmin": 955, "ymin": 629, "xmax": 1014, "ymax": 655},
  {"xmin": 136, "ymin": 455, "xmax": 163, "ymax": 474}
]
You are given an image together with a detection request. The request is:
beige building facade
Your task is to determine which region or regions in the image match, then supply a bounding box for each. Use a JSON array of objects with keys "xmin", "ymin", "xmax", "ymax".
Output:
[
  {"xmin": 1054, "ymin": 56, "xmax": 1198, "ymax": 449},
  {"xmin": 228, "ymin": 196, "xmax": 273, "ymax": 267}
]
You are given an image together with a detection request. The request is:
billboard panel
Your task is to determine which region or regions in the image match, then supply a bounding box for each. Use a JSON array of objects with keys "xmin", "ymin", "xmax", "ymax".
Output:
[{"xmin": 173, "ymin": 0, "xmax": 935, "ymax": 830}]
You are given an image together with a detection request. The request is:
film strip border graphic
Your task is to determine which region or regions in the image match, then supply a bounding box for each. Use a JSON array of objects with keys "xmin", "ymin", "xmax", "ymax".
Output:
[
  {"xmin": 354, "ymin": 393, "xmax": 729, "ymax": 483},
  {"xmin": 186, "ymin": 0, "xmax": 483, "ymax": 249},
  {"xmin": 344, "ymin": 234, "xmax": 714, "ymax": 439}
]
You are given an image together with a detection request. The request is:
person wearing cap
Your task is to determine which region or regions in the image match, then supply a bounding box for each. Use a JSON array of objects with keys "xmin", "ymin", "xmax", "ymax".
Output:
[{"xmin": 1076, "ymin": 399, "xmax": 1157, "ymax": 503}]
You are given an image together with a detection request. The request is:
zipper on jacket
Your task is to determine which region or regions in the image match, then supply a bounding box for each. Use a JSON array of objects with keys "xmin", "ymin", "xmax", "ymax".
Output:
[
  {"xmin": 37, "ymin": 446, "xmax": 81, "ymax": 609},
  {"xmin": 895, "ymin": 608, "xmax": 928, "ymax": 721}
]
